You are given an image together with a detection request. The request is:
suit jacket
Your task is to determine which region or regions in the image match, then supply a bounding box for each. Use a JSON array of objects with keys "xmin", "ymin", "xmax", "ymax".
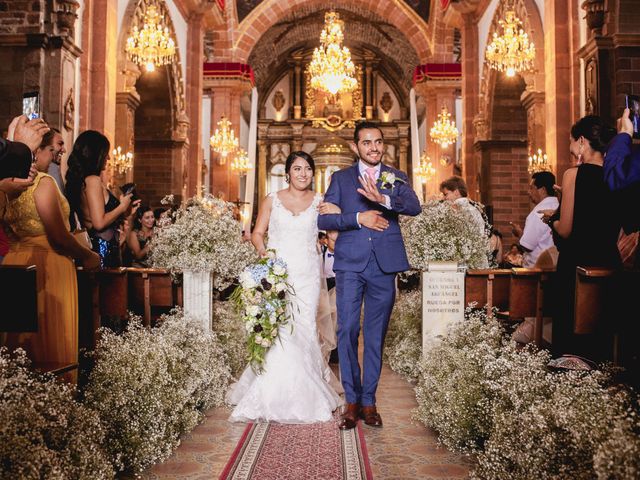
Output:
[
  {"xmin": 604, "ymin": 133, "xmax": 640, "ymax": 191},
  {"xmin": 317, "ymin": 162, "xmax": 421, "ymax": 273},
  {"xmin": 0, "ymin": 138, "xmax": 32, "ymax": 180}
]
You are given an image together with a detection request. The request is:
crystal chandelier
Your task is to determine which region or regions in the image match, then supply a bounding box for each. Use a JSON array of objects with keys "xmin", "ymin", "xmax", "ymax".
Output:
[
  {"xmin": 308, "ymin": 11, "xmax": 358, "ymax": 96},
  {"xmin": 209, "ymin": 115, "xmax": 239, "ymax": 164},
  {"xmin": 527, "ymin": 148, "xmax": 551, "ymax": 175},
  {"xmin": 126, "ymin": 5, "xmax": 176, "ymax": 72},
  {"xmin": 230, "ymin": 148, "xmax": 253, "ymax": 175},
  {"xmin": 430, "ymin": 106, "xmax": 459, "ymax": 148},
  {"xmin": 485, "ymin": 9, "xmax": 535, "ymax": 77},
  {"xmin": 110, "ymin": 146, "xmax": 133, "ymax": 175},
  {"xmin": 415, "ymin": 152, "xmax": 436, "ymax": 184}
]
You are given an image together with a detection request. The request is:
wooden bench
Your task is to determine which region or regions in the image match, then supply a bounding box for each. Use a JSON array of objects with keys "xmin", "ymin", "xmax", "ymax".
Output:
[
  {"xmin": 126, "ymin": 268, "xmax": 182, "ymax": 327},
  {"xmin": 465, "ymin": 269, "xmax": 511, "ymax": 316}
]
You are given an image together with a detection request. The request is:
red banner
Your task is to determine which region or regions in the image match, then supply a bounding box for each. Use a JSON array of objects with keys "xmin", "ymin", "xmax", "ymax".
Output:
[
  {"xmin": 413, "ymin": 63, "xmax": 462, "ymax": 85},
  {"xmin": 203, "ymin": 62, "xmax": 255, "ymax": 86}
]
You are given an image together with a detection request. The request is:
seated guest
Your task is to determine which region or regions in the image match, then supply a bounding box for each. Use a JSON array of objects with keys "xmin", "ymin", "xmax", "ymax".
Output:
[
  {"xmin": 503, "ymin": 243, "xmax": 524, "ymax": 267},
  {"xmin": 126, "ymin": 205, "xmax": 155, "ymax": 268},
  {"xmin": 510, "ymin": 171, "xmax": 559, "ymax": 267},
  {"xmin": 545, "ymin": 115, "xmax": 620, "ymax": 361},
  {"xmin": 65, "ymin": 131, "xmax": 139, "ymax": 268},
  {"xmin": 489, "ymin": 228, "xmax": 503, "ymax": 267},
  {"xmin": 3, "ymin": 121, "xmax": 99, "ymax": 382}
]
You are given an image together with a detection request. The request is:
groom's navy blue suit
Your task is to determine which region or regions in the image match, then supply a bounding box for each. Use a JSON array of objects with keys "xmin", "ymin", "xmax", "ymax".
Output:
[{"xmin": 318, "ymin": 162, "xmax": 421, "ymax": 406}]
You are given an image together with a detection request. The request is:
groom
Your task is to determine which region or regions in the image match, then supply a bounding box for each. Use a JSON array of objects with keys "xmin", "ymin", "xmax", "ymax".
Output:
[{"xmin": 318, "ymin": 122, "xmax": 421, "ymax": 429}]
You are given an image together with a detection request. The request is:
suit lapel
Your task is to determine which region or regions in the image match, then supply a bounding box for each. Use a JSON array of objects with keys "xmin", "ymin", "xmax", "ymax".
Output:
[{"xmin": 349, "ymin": 162, "xmax": 361, "ymax": 190}]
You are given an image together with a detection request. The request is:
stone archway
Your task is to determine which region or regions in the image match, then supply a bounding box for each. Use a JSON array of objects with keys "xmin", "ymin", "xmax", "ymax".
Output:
[{"xmin": 115, "ymin": 0, "xmax": 189, "ymax": 205}]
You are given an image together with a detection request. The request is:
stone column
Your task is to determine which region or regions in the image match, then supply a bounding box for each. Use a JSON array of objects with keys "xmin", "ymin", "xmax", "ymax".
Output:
[
  {"xmin": 185, "ymin": 14, "xmax": 204, "ymax": 198},
  {"xmin": 460, "ymin": 13, "xmax": 480, "ymax": 199},
  {"xmin": 258, "ymin": 140, "xmax": 268, "ymax": 202},
  {"xmin": 114, "ymin": 90, "xmax": 140, "ymax": 185},
  {"xmin": 293, "ymin": 55, "xmax": 303, "ymax": 120},
  {"xmin": 521, "ymin": 89, "xmax": 546, "ymax": 157}
]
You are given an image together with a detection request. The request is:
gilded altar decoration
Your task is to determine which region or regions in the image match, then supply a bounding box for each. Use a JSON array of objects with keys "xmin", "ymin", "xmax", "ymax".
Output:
[
  {"xmin": 126, "ymin": 4, "xmax": 176, "ymax": 72},
  {"xmin": 485, "ymin": 8, "xmax": 535, "ymax": 77},
  {"xmin": 305, "ymin": 64, "xmax": 364, "ymax": 132}
]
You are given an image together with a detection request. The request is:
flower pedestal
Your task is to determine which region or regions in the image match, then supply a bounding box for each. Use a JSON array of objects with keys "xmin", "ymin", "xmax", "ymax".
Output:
[
  {"xmin": 182, "ymin": 270, "xmax": 213, "ymax": 330},
  {"xmin": 421, "ymin": 261, "xmax": 466, "ymax": 352}
]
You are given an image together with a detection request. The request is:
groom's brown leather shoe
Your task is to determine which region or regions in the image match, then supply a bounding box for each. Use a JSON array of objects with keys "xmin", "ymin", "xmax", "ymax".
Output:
[
  {"xmin": 361, "ymin": 405, "xmax": 383, "ymax": 427},
  {"xmin": 339, "ymin": 403, "xmax": 360, "ymax": 430}
]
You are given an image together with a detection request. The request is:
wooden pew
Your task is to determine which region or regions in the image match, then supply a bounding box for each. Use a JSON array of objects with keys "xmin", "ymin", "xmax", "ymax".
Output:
[
  {"xmin": 126, "ymin": 268, "xmax": 182, "ymax": 327},
  {"xmin": 465, "ymin": 269, "xmax": 511, "ymax": 316}
]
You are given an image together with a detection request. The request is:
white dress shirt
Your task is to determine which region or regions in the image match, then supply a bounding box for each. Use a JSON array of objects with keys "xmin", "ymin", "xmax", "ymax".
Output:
[{"xmin": 520, "ymin": 195, "xmax": 559, "ymax": 267}]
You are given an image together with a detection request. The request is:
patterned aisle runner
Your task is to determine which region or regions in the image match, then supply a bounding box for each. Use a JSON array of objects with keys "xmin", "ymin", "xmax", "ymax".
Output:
[{"xmin": 219, "ymin": 419, "xmax": 373, "ymax": 480}]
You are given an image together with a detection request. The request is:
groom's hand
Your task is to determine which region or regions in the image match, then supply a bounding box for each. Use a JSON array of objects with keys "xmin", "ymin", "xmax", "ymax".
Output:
[
  {"xmin": 357, "ymin": 175, "xmax": 385, "ymax": 204},
  {"xmin": 359, "ymin": 211, "xmax": 389, "ymax": 231}
]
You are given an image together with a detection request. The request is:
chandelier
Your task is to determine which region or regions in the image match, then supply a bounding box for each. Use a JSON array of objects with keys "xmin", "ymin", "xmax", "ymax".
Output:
[
  {"xmin": 209, "ymin": 115, "xmax": 239, "ymax": 164},
  {"xmin": 308, "ymin": 11, "xmax": 358, "ymax": 96},
  {"xmin": 110, "ymin": 146, "xmax": 133, "ymax": 175},
  {"xmin": 485, "ymin": 9, "xmax": 535, "ymax": 77},
  {"xmin": 527, "ymin": 148, "xmax": 551, "ymax": 175},
  {"xmin": 126, "ymin": 5, "xmax": 176, "ymax": 72},
  {"xmin": 230, "ymin": 148, "xmax": 253, "ymax": 175},
  {"xmin": 430, "ymin": 106, "xmax": 459, "ymax": 148},
  {"xmin": 415, "ymin": 152, "xmax": 436, "ymax": 184}
]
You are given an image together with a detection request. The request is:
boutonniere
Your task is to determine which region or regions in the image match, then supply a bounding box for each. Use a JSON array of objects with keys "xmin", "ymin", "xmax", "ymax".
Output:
[{"xmin": 378, "ymin": 171, "xmax": 405, "ymax": 190}]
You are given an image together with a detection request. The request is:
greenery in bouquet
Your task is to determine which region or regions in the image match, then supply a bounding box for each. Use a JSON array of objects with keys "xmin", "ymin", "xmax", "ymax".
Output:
[
  {"xmin": 0, "ymin": 348, "xmax": 113, "ymax": 480},
  {"xmin": 401, "ymin": 199, "xmax": 490, "ymax": 270},
  {"xmin": 385, "ymin": 289, "xmax": 422, "ymax": 382},
  {"xmin": 150, "ymin": 194, "xmax": 256, "ymax": 290},
  {"xmin": 84, "ymin": 312, "xmax": 230, "ymax": 474},
  {"xmin": 232, "ymin": 250, "xmax": 294, "ymax": 373}
]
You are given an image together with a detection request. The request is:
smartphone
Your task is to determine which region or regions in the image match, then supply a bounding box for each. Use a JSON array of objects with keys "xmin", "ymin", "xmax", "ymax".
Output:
[
  {"xmin": 625, "ymin": 94, "xmax": 640, "ymax": 139},
  {"xmin": 122, "ymin": 183, "xmax": 137, "ymax": 196},
  {"xmin": 22, "ymin": 92, "xmax": 40, "ymax": 120}
]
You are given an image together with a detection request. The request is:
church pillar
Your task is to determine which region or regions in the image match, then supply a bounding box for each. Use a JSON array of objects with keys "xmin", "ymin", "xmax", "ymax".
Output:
[
  {"xmin": 257, "ymin": 140, "xmax": 268, "ymax": 202},
  {"xmin": 185, "ymin": 13, "xmax": 204, "ymax": 198},
  {"xmin": 460, "ymin": 14, "xmax": 480, "ymax": 199},
  {"xmin": 521, "ymin": 89, "xmax": 546, "ymax": 159},
  {"xmin": 292, "ymin": 55, "xmax": 303, "ymax": 120},
  {"xmin": 113, "ymin": 90, "xmax": 140, "ymax": 186}
]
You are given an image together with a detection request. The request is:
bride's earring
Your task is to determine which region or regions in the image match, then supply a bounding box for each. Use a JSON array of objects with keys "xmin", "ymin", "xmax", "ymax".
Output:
[
  {"xmin": 285, "ymin": 174, "xmax": 290, "ymax": 184},
  {"xmin": 577, "ymin": 141, "xmax": 584, "ymax": 164}
]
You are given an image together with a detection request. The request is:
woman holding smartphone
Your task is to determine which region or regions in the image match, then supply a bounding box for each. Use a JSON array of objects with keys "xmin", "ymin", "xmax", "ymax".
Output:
[{"xmin": 65, "ymin": 130, "xmax": 139, "ymax": 268}]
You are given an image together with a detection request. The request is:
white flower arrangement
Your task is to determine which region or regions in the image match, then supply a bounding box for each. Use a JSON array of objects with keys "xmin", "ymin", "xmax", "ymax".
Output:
[
  {"xmin": 150, "ymin": 194, "xmax": 256, "ymax": 290},
  {"xmin": 379, "ymin": 171, "xmax": 405, "ymax": 190},
  {"xmin": 231, "ymin": 250, "xmax": 294, "ymax": 373},
  {"xmin": 0, "ymin": 348, "xmax": 114, "ymax": 479},
  {"xmin": 213, "ymin": 300, "xmax": 249, "ymax": 378},
  {"xmin": 84, "ymin": 310, "xmax": 231, "ymax": 474},
  {"xmin": 384, "ymin": 290, "xmax": 422, "ymax": 381},
  {"xmin": 401, "ymin": 199, "xmax": 490, "ymax": 270}
]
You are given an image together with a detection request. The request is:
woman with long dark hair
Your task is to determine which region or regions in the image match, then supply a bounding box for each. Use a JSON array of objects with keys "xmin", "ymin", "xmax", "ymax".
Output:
[{"xmin": 65, "ymin": 130, "xmax": 138, "ymax": 267}]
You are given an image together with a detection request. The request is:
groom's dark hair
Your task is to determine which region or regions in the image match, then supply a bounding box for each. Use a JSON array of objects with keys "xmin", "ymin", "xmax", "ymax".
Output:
[{"xmin": 354, "ymin": 121, "xmax": 384, "ymax": 143}]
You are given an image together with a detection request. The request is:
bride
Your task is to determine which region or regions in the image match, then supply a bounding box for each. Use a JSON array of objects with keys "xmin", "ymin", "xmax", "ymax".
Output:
[{"xmin": 226, "ymin": 151, "xmax": 343, "ymax": 423}]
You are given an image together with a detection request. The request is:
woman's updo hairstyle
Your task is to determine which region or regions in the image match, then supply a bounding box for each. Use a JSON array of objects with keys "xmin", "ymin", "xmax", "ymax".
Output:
[
  {"xmin": 284, "ymin": 151, "xmax": 315, "ymax": 176},
  {"xmin": 570, "ymin": 115, "xmax": 617, "ymax": 154}
]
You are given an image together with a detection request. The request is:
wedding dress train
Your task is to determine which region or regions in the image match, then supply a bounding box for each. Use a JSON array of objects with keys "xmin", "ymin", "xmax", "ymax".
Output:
[{"xmin": 227, "ymin": 193, "xmax": 343, "ymax": 423}]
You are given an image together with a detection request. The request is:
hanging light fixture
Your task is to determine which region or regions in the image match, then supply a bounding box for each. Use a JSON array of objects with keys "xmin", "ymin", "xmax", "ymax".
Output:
[
  {"xmin": 230, "ymin": 148, "xmax": 253, "ymax": 175},
  {"xmin": 110, "ymin": 146, "xmax": 134, "ymax": 175},
  {"xmin": 485, "ymin": 7, "xmax": 535, "ymax": 78},
  {"xmin": 308, "ymin": 11, "xmax": 358, "ymax": 96},
  {"xmin": 430, "ymin": 106, "xmax": 459, "ymax": 148},
  {"xmin": 126, "ymin": 4, "xmax": 176, "ymax": 72},
  {"xmin": 209, "ymin": 115, "xmax": 239, "ymax": 164},
  {"xmin": 527, "ymin": 148, "xmax": 551, "ymax": 174},
  {"xmin": 415, "ymin": 152, "xmax": 436, "ymax": 184}
]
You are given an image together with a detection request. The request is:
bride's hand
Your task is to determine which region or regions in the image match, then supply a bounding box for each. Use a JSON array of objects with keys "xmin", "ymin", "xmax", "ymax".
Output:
[
  {"xmin": 257, "ymin": 248, "xmax": 268, "ymax": 258},
  {"xmin": 318, "ymin": 202, "xmax": 341, "ymax": 214}
]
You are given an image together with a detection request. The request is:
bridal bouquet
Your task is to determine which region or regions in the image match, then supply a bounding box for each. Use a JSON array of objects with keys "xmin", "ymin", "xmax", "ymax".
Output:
[{"xmin": 231, "ymin": 250, "xmax": 294, "ymax": 373}]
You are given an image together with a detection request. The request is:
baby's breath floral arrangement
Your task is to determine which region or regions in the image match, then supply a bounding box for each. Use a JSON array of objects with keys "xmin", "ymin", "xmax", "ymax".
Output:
[
  {"xmin": 401, "ymin": 199, "xmax": 490, "ymax": 270},
  {"xmin": 213, "ymin": 300, "xmax": 249, "ymax": 378},
  {"xmin": 150, "ymin": 194, "xmax": 256, "ymax": 290},
  {"xmin": 84, "ymin": 311, "xmax": 231, "ymax": 474},
  {"xmin": 384, "ymin": 289, "xmax": 422, "ymax": 382},
  {"xmin": 232, "ymin": 250, "xmax": 294, "ymax": 373},
  {"xmin": 0, "ymin": 348, "xmax": 114, "ymax": 480}
]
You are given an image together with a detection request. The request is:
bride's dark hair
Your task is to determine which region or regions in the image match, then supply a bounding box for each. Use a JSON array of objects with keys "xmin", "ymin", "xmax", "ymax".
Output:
[{"xmin": 285, "ymin": 151, "xmax": 315, "ymax": 175}]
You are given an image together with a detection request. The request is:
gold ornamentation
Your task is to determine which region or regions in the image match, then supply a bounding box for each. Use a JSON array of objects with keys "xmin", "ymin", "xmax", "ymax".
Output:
[
  {"xmin": 430, "ymin": 106, "xmax": 459, "ymax": 148},
  {"xmin": 415, "ymin": 152, "xmax": 436, "ymax": 184},
  {"xmin": 230, "ymin": 148, "xmax": 253, "ymax": 175},
  {"xmin": 126, "ymin": 4, "xmax": 176, "ymax": 72},
  {"xmin": 272, "ymin": 90, "xmax": 286, "ymax": 112},
  {"xmin": 528, "ymin": 148, "xmax": 551, "ymax": 174},
  {"xmin": 485, "ymin": 9, "xmax": 535, "ymax": 78},
  {"xmin": 380, "ymin": 92, "xmax": 393, "ymax": 114},
  {"xmin": 110, "ymin": 146, "xmax": 134, "ymax": 175},
  {"xmin": 210, "ymin": 115, "xmax": 239, "ymax": 164}
]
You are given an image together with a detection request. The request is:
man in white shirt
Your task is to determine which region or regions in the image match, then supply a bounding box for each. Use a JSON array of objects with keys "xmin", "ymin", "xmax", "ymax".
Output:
[{"xmin": 511, "ymin": 171, "xmax": 559, "ymax": 267}]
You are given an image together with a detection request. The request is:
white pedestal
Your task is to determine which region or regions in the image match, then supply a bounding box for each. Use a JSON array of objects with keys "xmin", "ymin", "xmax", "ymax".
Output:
[
  {"xmin": 183, "ymin": 270, "xmax": 213, "ymax": 330},
  {"xmin": 422, "ymin": 262, "xmax": 466, "ymax": 352}
]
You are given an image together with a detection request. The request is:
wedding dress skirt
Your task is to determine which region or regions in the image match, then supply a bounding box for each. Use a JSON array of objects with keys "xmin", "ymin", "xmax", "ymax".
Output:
[{"xmin": 227, "ymin": 193, "xmax": 342, "ymax": 423}]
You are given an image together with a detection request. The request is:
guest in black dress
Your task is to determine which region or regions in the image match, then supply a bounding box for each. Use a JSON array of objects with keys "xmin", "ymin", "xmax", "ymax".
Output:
[
  {"xmin": 65, "ymin": 131, "xmax": 139, "ymax": 268},
  {"xmin": 546, "ymin": 116, "xmax": 620, "ymax": 361}
]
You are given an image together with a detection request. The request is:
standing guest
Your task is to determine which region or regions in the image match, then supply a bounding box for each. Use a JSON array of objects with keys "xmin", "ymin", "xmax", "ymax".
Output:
[
  {"xmin": 46, "ymin": 128, "xmax": 66, "ymax": 192},
  {"xmin": 65, "ymin": 131, "xmax": 139, "ymax": 268},
  {"xmin": 542, "ymin": 116, "xmax": 620, "ymax": 360},
  {"xmin": 510, "ymin": 171, "xmax": 559, "ymax": 267},
  {"xmin": 126, "ymin": 205, "xmax": 155, "ymax": 267},
  {"xmin": 3, "ymin": 126, "xmax": 99, "ymax": 382}
]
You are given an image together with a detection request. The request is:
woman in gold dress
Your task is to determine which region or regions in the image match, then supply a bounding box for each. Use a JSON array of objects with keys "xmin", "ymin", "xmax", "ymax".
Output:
[{"xmin": 3, "ymin": 130, "xmax": 100, "ymax": 381}]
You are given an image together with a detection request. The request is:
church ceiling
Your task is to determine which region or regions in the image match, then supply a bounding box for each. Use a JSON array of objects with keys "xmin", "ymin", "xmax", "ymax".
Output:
[{"xmin": 247, "ymin": 6, "xmax": 420, "ymax": 101}]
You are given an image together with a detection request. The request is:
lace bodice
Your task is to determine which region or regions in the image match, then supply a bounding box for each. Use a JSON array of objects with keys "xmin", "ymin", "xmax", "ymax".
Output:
[
  {"xmin": 267, "ymin": 192, "xmax": 322, "ymax": 275},
  {"xmin": 5, "ymin": 172, "xmax": 70, "ymax": 238}
]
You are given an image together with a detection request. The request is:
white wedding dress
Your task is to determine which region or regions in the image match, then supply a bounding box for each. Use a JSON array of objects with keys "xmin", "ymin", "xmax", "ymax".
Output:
[{"xmin": 227, "ymin": 192, "xmax": 343, "ymax": 423}]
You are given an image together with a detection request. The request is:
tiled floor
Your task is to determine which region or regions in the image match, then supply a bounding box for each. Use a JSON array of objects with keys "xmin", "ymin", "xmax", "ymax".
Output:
[{"xmin": 141, "ymin": 364, "xmax": 472, "ymax": 479}]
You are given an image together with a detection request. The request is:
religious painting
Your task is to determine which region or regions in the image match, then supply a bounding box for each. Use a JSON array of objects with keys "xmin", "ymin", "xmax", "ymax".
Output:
[
  {"xmin": 403, "ymin": 0, "xmax": 430, "ymax": 23},
  {"xmin": 236, "ymin": 0, "xmax": 264, "ymax": 23}
]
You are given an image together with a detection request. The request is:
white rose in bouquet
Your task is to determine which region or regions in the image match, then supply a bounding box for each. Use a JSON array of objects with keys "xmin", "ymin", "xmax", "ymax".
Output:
[
  {"xmin": 273, "ymin": 265, "xmax": 286, "ymax": 276},
  {"xmin": 275, "ymin": 282, "xmax": 287, "ymax": 293},
  {"xmin": 247, "ymin": 305, "xmax": 260, "ymax": 317}
]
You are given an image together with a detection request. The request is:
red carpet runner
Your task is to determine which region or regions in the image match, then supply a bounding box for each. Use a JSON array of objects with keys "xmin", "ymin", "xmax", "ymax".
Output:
[{"xmin": 219, "ymin": 419, "xmax": 373, "ymax": 480}]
